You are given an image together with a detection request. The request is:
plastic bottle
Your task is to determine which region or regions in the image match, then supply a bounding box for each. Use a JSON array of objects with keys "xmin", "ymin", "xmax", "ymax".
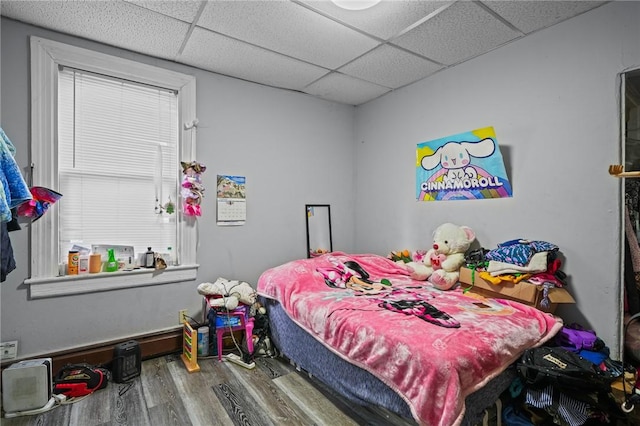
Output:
[
  {"xmin": 197, "ymin": 326, "xmax": 209, "ymax": 357},
  {"xmin": 144, "ymin": 247, "xmax": 155, "ymax": 268},
  {"xmin": 68, "ymin": 250, "xmax": 79, "ymax": 275},
  {"xmin": 89, "ymin": 253, "xmax": 102, "ymax": 273},
  {"xmin": 105, "ymin": 249, "xmax": 119, "ymax": 272},
  {"xmin": 78, "ymin": 255, "xmax": 89, "ymax": 274}
]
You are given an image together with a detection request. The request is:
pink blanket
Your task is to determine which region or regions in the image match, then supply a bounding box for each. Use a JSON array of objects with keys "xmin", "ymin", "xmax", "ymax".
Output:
[{"xmin": 257, "ymin": 253, "xmax": 563, "ymax": 426}]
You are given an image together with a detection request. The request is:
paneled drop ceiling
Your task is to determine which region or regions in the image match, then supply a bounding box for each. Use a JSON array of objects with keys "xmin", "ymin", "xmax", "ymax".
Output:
[{"xmin": 1, "ymin": 0, "xmax": 608, "ymax": 106}]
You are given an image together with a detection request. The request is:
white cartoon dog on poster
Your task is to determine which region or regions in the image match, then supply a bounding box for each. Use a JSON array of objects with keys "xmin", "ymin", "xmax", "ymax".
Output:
[{"xmin": 420, "ymin": 138, "xmax": 495, "ymax": 184}]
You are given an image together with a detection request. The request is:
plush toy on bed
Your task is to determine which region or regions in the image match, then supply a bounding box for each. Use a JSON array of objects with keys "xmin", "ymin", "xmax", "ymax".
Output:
[
  {"xmin": 197, "ymin": 277, "xmax": 257, "ymax": 310},
  {"xmin": 405, "ymin": 223, "xmax": 476, "ymax": 290}
]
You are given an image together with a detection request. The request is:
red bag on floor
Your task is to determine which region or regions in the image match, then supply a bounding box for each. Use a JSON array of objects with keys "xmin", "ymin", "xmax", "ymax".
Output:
[{"xmin": 53, "ymin": 364, "xmax": 110, "ymax": 398}]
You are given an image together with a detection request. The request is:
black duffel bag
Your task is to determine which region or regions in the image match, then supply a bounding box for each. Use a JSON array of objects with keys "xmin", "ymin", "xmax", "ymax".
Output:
[{"xmin": 517, "ymin": 346, "xmax": 616, "ymax": 392}]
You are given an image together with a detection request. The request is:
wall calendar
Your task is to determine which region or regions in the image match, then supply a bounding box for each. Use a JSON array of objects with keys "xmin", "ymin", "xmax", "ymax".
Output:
[{"xmin": 216, "ymin": 175, "xmax": 246, "ymax": 226}]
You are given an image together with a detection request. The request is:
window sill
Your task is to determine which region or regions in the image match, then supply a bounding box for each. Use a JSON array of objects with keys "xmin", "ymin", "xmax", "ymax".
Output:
[{"xmin": 26, "ymin": 265, "xmax": 199, "ymax": 299}]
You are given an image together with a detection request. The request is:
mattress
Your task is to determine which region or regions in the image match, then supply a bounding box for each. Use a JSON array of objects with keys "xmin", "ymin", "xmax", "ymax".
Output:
[
  {"xmin": 257, "ymin": 253, "xmax": 562, "ymax": 425},
  {"xmin": 265, "ymin": 297, "xmax": 517, "ymax": 425}
]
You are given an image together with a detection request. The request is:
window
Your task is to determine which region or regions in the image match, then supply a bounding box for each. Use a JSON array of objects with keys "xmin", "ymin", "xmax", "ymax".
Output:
[
  {"xmin": 27, "ymin": 37, "xmax": 198, "ymax": 298},
  {"xmin": 58, "ymin": 68, "xmax": 178, "ymax": 262}
]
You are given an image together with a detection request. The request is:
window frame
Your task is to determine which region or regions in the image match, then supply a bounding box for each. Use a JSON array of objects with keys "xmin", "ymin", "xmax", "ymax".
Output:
[{"xmin": 26, "ymin": 36, "xmax": 198, "ymax": 299}]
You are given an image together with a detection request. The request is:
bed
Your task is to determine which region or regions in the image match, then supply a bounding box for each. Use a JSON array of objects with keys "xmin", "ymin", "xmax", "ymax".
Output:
[{"xmin": 257, "ymin": 252, "xmax": 563, "ymax": 426}]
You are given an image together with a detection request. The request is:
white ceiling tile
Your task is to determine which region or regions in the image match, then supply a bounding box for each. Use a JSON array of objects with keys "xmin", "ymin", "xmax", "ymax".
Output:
[
  {"xmin": 483, "ymin": 1, "xmax": 608, "ymax": 34},
  {"xmin": 303, "ymin": 72, "xmax": 391, "ymax": 105},
  {"xmin": 1, "ymin": 0, "xmax": 189, "ymax": 60},
  {"xmin": 179, "ymin": 27, "xmax": 329, "ymax": 91},
  {"xmin": 196, "ymin": 0, "xmax": 379, "ymax": 69},
  {"xmin": 300, "ymin": 0, "xmax": 450, "ymax": 40},
  {"xmin": 124, "ymin": 0, "xmax": 203, "ymax": 23},
  {"xmin": 393, "ymin": 1, "xmax": 520, "ymax": 65},
  {"xmin": 0, "ymin": 0, "xmax": 608, "ymax": 106},
  {"xmin": 340, "ymin": 44, "xmax": 442, "ymax": 89}
]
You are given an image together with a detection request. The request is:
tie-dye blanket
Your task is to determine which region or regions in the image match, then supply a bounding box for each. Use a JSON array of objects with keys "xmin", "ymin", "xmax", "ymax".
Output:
[{"xmin": 257, "ymin": 253, "xmax": 563, "ymax": 426}]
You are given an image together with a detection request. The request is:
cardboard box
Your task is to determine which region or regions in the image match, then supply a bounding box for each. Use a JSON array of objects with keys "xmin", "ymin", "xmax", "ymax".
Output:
[{"xmin": 459, "ymin": 267, "xmax": 575, "ymax": 313}]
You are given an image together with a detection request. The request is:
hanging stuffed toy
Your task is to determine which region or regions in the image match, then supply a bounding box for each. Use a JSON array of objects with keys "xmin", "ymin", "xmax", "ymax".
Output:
[
  {"xmin": 16, "ymin": 186, "xmax": 62, "ymax": 222},
  {"xmin": 181, "ymin": 161, "xmax": 206, "ymax": 217}
]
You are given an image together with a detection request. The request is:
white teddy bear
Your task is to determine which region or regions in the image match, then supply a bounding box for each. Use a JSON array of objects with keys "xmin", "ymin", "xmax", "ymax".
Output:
[
  {"xmin": 197, "ymin": 277, "xmax": 257, "ymax": 310},
  {"xmin": 405, "ymin": 223, "xmax": 476, "ymax": 291}
]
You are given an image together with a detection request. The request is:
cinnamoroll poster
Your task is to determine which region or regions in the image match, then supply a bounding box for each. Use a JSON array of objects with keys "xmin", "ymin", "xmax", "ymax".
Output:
[{"xmin": 416, "ymin": 126, "xmax": 512, "ymax": 201}]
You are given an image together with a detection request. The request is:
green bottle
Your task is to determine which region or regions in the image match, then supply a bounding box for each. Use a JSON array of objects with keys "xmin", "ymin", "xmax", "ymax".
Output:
[{"xmin": 105, "ymin": 249, "xmax": 119, "ymax": 272}]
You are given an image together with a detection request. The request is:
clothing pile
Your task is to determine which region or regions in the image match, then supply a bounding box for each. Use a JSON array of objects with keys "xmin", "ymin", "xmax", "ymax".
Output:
[
  {"xmin": 1, "ymin": 128, "xmax": 32, "ymax": 282},
  {"xmin": 0, "ymin": 128, "xmax": 62, "ymax": 282},
  {"xmin": 503, "ymin": 325, "xmax": 636, "ymax": 426},
  {"xmin": 466, "ymin": 238, "xmax": 567, "ymax": 310}
]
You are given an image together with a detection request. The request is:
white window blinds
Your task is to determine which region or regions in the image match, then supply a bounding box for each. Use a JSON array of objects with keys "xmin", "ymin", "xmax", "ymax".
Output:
[{"xmin": 57, "ymin": 67, "xmax": 178, "ymax": 263}]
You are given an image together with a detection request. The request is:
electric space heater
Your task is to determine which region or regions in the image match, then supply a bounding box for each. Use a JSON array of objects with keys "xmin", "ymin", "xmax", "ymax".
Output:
[
  {"xmin": 2, "ymin": 358, "xmax": 53, "ymax": 413},
  {"xmin": 112, "ymin": 340, "xmax": 141, "ymax": 383}
]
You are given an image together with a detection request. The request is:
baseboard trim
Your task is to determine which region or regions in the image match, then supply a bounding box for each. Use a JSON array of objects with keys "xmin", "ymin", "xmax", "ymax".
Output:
[{"xmin": 1, "ymin": 327, "xmax": 183, "ymax": 374}]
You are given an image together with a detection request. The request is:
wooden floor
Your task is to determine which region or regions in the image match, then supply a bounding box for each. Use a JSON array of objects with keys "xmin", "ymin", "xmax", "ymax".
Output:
[
  {"xmin": 6, "ymin": 352, "xmax": 640, "ymax": 426},
  {"xmin": 1, "ymin": 353, "xmax": 418, "ymax": 426}
]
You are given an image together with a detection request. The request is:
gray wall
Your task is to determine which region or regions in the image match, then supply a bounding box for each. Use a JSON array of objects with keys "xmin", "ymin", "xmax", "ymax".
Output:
[
  {"xmin": 2, "ymin": 1, "xmax": 640, "ymax": 360},
  {"xmin": 1, "ymin": 18, "xmax": 356, "ymax": 357},
  {"xmin": 354, "ymin": 1, "xmax": 640, "ymax": 357}
]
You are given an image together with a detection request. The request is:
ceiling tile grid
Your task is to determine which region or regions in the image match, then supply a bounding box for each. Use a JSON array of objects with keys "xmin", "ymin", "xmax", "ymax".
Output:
[
  {"xmin": 392, "ymin": 1, "xmax": 522, "ymax": 66},
  {"xmin": 2, "ymin": 0, "xmax": 190, "ymax": 61},
  {"xmin": 196, "ymin": 0, "xmax": 379, "ymax": 69},
  {"xmin": 483, "ymin": 0, "xmax": 609, "ymax": 35},
  {"xmin": 179, "ymin": 27, "xmax": 330, "ymax": 91},
  {"xmin": 0, "ymin": 0, "xmax": 609, "ymax": 106},
  {"xmin": 125, "ymin": 0, "xmax": 204, "ymax": 24},
  {"xmin": 338, "ymin": 44, "xmax": 443, "ymax": 89},
  {"xmin": 298, "ymin": 0, "xmax": 450, "ymax": 40},
  {"xmin": 303, "ymin": 71, "xmax": 391, "ymax": 105}
]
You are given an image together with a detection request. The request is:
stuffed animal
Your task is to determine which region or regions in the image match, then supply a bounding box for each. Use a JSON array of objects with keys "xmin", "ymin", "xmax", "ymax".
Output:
[
  {"xmin": 197, "ymin": 277, "xmax": 257, "ymax": 310},
  {"xmin": 406, "ymin": 223, "xmax": 476, "ymax": 290},
  {"xmin": 181, "ymin": 161, "xmax": 206, "ymax": 217}
]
